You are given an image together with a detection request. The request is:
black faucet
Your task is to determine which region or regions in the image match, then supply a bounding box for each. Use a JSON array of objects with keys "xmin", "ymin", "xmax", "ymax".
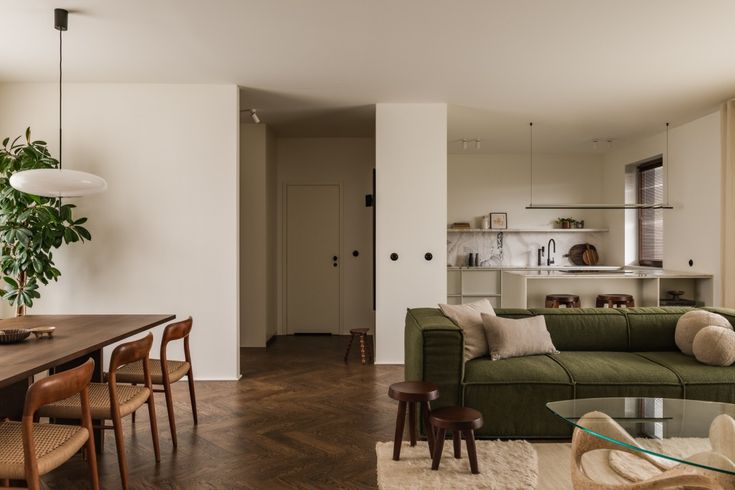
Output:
[{"xmin": 547, "ymin": 238, "xmax": 556, "ymax": 266}]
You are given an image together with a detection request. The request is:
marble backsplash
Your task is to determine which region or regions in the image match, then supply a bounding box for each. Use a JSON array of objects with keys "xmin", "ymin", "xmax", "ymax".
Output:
[{"xmin": 448, "ymin": 231, "xmax": 606, "ymax": 267}]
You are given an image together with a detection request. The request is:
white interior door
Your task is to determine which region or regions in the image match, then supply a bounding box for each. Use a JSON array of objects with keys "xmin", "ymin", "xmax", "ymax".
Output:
[{"xmin": 285, "ymin": 184, "xmax": 341, "ymax": 334}]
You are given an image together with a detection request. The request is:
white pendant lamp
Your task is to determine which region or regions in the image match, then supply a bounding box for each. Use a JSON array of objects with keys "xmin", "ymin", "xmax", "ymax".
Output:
[{"xmin": 10, "ymin": 8, "xmax": 107, "ymax": 198}]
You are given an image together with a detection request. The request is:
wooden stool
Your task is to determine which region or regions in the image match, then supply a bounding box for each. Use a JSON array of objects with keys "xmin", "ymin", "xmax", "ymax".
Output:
[
  {"xmin": 596, "ymin": 294, "xmax": 635, "ymax": 308},
  {"xmin": 545, "ymin": 294, "xmax": 581, "ymax": 308},
  {"xmin": 430, "ymin": 406, "xmax": 484, "ymax": 474},
  {"xmin": 344, "ymin": 328, "xmax": 373, "ymax": 365},
  {"xmin": 388, "ymin": 381, "xmax": 439, "ymax": 461}
]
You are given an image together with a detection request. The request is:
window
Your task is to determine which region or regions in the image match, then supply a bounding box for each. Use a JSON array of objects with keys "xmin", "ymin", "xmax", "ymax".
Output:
[{"xmin": 638, "ymin": 159, "xmax": 663, "ymax": 267}]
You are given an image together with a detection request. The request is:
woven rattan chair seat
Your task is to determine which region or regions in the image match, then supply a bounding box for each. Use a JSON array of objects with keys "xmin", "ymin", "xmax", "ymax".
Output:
[
  {"xmin": 0, "ymin": 421, "xmax": 88, "ymax": 480},
  {"xmin": 38, "ymin": 383, "xmax": 150, "ymax": 420},
  {"xmin": 115, "ymin": 359, "xmax": 190, "ymax": 384}
]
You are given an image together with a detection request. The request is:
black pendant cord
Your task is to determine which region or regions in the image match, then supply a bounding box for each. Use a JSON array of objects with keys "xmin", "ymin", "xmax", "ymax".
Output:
[{"xmin": 58, "ymin": 27, "xmax": 63, "ymax": 170}]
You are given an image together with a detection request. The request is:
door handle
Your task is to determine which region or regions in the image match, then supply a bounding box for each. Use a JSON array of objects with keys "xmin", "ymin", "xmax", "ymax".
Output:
[{"xmin": 333, "ymin": 256, "xmax": 338, "ymax": 261}]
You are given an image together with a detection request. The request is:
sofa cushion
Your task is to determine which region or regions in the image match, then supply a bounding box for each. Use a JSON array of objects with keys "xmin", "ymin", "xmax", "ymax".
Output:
[
  {"xmin": 464, "ymin": 354, "xmax": 571, "ymax": 385},
  {"xmin": 463, "ymin": 355, "xmax": 573, "ymax": 438},
  {"xmin": 624, "ymin": 307, "xmax": 692, "ymax": 351},
  {"xmin": 636, "ymin": 351, "xmax": 735, "ymax": 401},
  {"xmin": 528, "ymin": 308, "xmax": 628, "ymax": 351},
  {"xmin": 550, "ymin": 352, "xmax": 683, "ymax": 399}
]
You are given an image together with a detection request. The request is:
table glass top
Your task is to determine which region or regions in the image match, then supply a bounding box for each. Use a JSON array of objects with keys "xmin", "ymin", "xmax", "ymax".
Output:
[{"xmin": 547, "ymin": 397, "xmax": 735, "ymax": 475}]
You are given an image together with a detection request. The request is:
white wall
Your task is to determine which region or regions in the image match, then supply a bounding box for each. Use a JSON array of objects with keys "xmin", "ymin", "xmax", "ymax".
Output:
[
  {"xmin": 448, "ymin": 153, "xmax": 606, "ymax": 229},
  {"xmin": 375, "ymin": 103, "xmax": 447, "ymax": 364},
  {"xmin": 603, "ymin": 110, "xmax": 723, "ymax": 304},
  {"xmin": 0, "ymin": 83, "xmax": 241, "ymax": 380},
  {"xmin": 240, "ymin": 124, "xmax": 276, "ymax": 347},
  {"xmin": 276, "ymin": 138, "xmax": 374, "ymax": 335},
  {"xmin": 447, "ymin": 153, "xmax": 607, "ymax": 266}
]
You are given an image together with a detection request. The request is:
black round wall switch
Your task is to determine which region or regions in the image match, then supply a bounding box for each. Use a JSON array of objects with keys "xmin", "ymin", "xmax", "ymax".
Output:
[
  {"xmin": 689, "ymin": 259, "xmax": 694, "ymax": 267},
  {"xmin": 390, "ymin": 253, "xmax": 398, "ymax": 261}
]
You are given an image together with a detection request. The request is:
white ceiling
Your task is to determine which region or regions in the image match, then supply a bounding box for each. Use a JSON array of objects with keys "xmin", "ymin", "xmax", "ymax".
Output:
[{"xmin": 3, "ymin": 1, "xmax": 735, "ymax": 152}]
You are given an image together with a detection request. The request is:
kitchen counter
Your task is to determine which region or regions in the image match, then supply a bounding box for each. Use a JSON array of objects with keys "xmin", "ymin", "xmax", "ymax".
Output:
[
  {"xmin": 504, "ymin": 269, "xmax": 713, "ymax": 279},
  {"xmin": 500, "ymin": 269, "xmax": 714, "ymax": 308}
]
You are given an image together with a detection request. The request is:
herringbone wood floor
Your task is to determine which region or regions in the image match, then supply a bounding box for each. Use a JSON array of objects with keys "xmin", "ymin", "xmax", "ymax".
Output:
[{"xmin": 42, "ymin": 336, "xmax": 402, "ymax": 489}]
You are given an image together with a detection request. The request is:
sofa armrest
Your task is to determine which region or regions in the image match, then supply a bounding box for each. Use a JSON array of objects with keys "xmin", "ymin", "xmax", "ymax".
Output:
[{"xmin": 404, "ymin": 308, "xmax": 464, "ymax": 409}]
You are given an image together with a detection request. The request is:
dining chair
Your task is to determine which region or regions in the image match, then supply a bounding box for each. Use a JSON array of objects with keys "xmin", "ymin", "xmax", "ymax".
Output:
[
  {"xmin": 38, "ymin": 334, "xmax": 160, "ymax": 490},
  {"xmin": 116, "ymin": 317, "xmax": 197, "ymax": 448},
  {"xmin": 0, "ymin": 359, "xmax": 99, "ymax": 490}
]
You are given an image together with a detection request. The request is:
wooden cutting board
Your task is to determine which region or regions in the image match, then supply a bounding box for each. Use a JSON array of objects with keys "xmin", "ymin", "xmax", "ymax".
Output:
[
  {"xmin": 582, "ymin": 244, "xmax": 599, "ymax": 265},
  {"xmin": 567, "ymin": 243, "xmax": 598, "ymax": 266}
]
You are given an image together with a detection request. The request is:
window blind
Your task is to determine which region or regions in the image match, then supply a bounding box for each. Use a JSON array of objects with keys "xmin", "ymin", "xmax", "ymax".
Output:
[{"xmin": 638, "ymin": 159, "xmax": 663, "ymax": 267}]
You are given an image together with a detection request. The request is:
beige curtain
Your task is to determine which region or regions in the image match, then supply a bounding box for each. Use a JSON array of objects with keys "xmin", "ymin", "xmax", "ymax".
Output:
[{"xmin": 722, "ymin": 100, "xmax": 735, "ymax": 307}]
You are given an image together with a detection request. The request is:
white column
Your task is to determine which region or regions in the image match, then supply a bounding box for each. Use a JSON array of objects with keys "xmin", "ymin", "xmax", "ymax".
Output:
[{"xmin": 375, "ymin": 103, "xmax": 447, "ymax": 364}]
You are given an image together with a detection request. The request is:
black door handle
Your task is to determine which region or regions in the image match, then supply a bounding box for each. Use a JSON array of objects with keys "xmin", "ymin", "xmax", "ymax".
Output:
[{"xmin": 333, "ymin": 256, "xmax": 338, "ymax": 261}]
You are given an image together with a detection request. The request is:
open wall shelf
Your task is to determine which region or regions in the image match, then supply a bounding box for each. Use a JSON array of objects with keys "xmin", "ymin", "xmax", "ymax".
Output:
[{"xmin": 447, "ymin": 228, "xmax": 608, "ymax": 233}]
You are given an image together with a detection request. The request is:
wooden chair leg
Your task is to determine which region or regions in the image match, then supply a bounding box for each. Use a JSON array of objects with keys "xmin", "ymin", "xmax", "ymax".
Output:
[
  {"xmin": 421, "ymin": 402, "xmax": 434, "ymax": 456},
  {"xmin": 187, "ymin": 369, "xmax": 198, "ymax": 425},
  {"xmin": 343, "ymin": 334, "xmax": 354, "ymax": 363},
  {"xmin": 111, "ymin": 414, "xmax": 130, "ymax": 490},
  {"xmin": 358, "ymin": 335, "xmax": 367, "ymax": 365},
  {"xmin": 431, "ymin": 428, "xmax": 446, "ymax": 470},
  {"xmin": 464, "ymin": 429, "xmax": 480, "ymax": 474},
  {"xmin": 392, "ymin": 401, "xmax": 406, "ymax": 461},
  {"xmin": 408, "ymin": 402, "xmax": 417, "ymax": 446},
  {"xmin": 86, "ymin": 437, "xmax": 100, "ymax": 490},
  {"xmin": 147, "ymin": 392, "xmax": 161, "ymax": 463},
  {"xmin": 163, "ymin": 381, "xmax": 178, "ymax": 449},
  {"xmin": 453, "ymin": 430, "xmax": 462, "ymax": 458},
  {"xmin": 131, "ymin": 383, "xmax": 136, "ymax": 424}
]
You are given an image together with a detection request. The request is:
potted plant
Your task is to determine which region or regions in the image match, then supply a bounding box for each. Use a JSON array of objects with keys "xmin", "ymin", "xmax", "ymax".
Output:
[
  {"xmin": 0, "ymin": 129, "xmax": 92, "ymax": 316},
  {"xmin": 555, "ymin": 217, "xmax": 576, "ymax": 229}
]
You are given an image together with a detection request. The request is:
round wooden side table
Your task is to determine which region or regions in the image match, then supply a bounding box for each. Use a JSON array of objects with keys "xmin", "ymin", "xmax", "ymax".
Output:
[
  {"xmin": 429, "ymin": 406, "xmax": 484, "ymax": 474},
  {"xmin": 388, "ymin": 381, "xmax": 439, "ymax": 461}
]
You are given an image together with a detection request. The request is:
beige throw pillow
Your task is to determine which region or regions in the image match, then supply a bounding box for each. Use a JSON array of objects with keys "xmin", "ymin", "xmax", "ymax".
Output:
[
  {"xmin": 439, "ymin": 299, "xmax": 496, "ymax": 361},
  {"xmin": 675, "ymin": 310, "xmax": 732, "ymax": 356},
  {"xmin": 693, "ymin": 326, "xmax": 735, "ymax": 366},
  {"xmin": 481, "ymin": 313, "xmax": 558, "ymax": 361}
]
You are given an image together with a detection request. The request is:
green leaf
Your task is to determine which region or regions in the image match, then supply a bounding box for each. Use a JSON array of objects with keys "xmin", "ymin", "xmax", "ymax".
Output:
[
  {"xmin": 3, "ymin": 276, "xmax": 18, "ymax": 288},
  {"xmin": 75, "ymin": 226, "xmax": 91, "ymax": 241},
  {"xmin": 25, "ymin": 127, "xmax": 30, "ymax": 142}
]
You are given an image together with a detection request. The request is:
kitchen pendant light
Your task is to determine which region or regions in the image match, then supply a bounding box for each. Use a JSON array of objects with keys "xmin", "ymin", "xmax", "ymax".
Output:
[
  {"xmin": 525, "ymin": 122, "xmax": 673, "ymax": 210},
  {"xmin": 9, "ymin": 8, "xmax": 107, "ymax": 198}
]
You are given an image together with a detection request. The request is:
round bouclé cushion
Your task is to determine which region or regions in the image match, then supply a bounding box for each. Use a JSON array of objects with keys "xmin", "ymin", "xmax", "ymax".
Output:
[
  {"xmin": 693, "ymin": 326, "xmax": 735, "ymax": 366},
  {"xmin": 675, "ymin": 310, "xmax": 732, "ymax": 356}
]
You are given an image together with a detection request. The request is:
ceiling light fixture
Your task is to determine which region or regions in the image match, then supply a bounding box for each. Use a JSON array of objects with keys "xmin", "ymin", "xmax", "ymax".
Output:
[
  {"xmin": 240, "ymin": 108, "xmax": 261, "ymax": 124},
  {"xmin": 462, "ymin": 139, "xmax": 469, "ymax": 150},
  {"xmin": 475, "ymin": 139, "xmax": 481, "ymax": 150},
  {"xmin": 526, "ymin": 122, "xmax": 673, "ymax": 210},
  {"xmin": 10, "ymin": 8, "xmax": 107, "ymax": 198}
]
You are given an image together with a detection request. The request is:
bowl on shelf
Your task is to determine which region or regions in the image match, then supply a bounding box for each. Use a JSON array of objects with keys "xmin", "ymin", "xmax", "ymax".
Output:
[{"xmin": 0, "ymin": 329, "xmax": 31, "ymax": 344}]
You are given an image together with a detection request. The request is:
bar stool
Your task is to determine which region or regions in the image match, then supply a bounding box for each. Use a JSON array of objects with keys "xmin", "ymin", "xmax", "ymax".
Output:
[
  {"xmin": 596, "ymin": 294, "xmax": 635, "ymax": 308},
  {"xmin": 344, "ymin": 328, "xmax": 373, "ymax": 365},
  {"xmin": 388, "ymin": 381, "xmax": 439, "ymax": 461},
  {"xmin": 545, "ymin": 294, "xmax": 581, "ymax": 308},
  {"xmin": 430, "ymin": 406, "xmax": 484, "ymax": 474}
]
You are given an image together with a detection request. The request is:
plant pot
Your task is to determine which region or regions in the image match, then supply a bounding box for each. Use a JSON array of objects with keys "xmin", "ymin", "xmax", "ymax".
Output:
[{"xmin": 562, "ymin": 222, "xmax": 571, "ymax": 229}]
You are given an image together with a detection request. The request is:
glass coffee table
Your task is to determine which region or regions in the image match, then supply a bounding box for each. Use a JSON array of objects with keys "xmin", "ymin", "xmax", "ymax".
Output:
[{"xmin": 547, "ymin": 397, "xmax": 735, "ymax": 488}]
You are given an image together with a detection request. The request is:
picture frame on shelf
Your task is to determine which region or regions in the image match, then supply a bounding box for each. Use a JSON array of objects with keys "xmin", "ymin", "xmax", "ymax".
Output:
[{"xmin": 490, "ymin": 212, "xmax": 507, "ymax": 230}]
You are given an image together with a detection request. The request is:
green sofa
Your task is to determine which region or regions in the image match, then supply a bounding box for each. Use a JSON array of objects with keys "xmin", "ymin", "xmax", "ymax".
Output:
[{"xmin": 405, "ymin": 306, "xmax": 735, "ymax": 438}]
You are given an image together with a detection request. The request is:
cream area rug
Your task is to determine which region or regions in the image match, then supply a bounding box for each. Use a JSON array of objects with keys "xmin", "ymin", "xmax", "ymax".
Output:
[{"xmin": 376, "ymin": 440, "xmax": 538, "ymax": 489}]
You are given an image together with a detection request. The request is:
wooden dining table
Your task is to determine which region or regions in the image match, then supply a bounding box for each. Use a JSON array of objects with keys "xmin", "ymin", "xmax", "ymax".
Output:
[{"xmin": 0, "ymin": 314, "xmax": 175, "ymax": 450}]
